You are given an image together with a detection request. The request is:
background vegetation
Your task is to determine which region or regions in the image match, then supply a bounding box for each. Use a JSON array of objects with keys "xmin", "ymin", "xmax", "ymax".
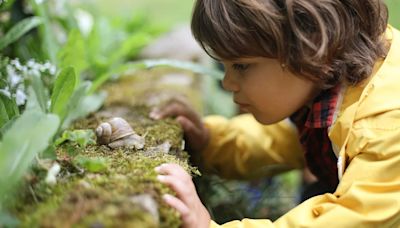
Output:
[{"xmin": 0, "ymin": 0, "xmax": 399, "ymax": 226}]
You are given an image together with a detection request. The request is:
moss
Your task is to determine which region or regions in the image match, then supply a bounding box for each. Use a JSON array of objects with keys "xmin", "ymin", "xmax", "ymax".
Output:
[{"xmin": 12, "ymin": 68, "xmax": 203, "ymax": 227}]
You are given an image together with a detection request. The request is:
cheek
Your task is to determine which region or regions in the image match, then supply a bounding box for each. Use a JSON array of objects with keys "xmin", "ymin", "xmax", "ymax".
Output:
[{"xmin": 250, "ymin": 82, "xmax": 314, "ymax": 121}]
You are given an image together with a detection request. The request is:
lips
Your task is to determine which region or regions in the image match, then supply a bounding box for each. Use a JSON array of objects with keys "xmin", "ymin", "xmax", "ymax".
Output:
[
  {"xmin": 234, "ymin": 100, "xmax": 251, "ymax": 111},
  {"xmin": 234, "ymin": 100, "xmax": 248, "ymax": 106}
]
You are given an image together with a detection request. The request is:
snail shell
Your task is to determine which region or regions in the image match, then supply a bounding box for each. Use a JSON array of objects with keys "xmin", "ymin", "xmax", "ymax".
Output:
[{"xmin": 96, "ymin": 117, "xmax": 145, "ymax": 149}]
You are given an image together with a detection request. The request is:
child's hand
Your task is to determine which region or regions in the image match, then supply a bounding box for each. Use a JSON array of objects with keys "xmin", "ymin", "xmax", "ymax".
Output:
[
  {"xmin": 156, "ymin": 163, "xmax": 211, "ymax": 228},
  {"xmin": 149, "ymin": 98, "xmax": 210, "ymax": 156}
]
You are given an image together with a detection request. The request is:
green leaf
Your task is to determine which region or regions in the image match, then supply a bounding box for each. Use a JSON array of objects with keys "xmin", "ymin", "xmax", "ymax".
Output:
[
  {"xmin": 41, "ymin": 144, "xmax": 57, "ymax": 160},
  {"xmin": 0, "ymin": 98, "xmax": 10, "ymax": 129},
  {"xmin": 89, "ymin": 64, "xmax": 133, "ymax": 94},
  {"xmin": 0, "ymin": 94, "xmax": 19, "ymax": 129},
  {"xmin": 55, "ymin": 129, "xmax": 96, "ymax": 148},
  {"xmin": 30, "ymin": 74, "xmax": 49, "ymax": 113},
  {"xmin": 25, "ymin": 87, "xmax": 42, "ymax": 112},
  {"xmin": 0, "ymin": 0, "xmax": 16, "ymax": 12},
  {"xmin": 57, "ymin": 30, "xmax": 88, "ymax": 78},
  {"xmin": 31, "ymin": 1, "xmax": 59, "ymax": 63},
  {"xmin": 108, "ymin": 33, "xmax": 152, "ymax": 65},
  {"xmin": 0, "ymin": 209, "xmax": 19, "ymax": 227},
  {"xmin": 50, "ymin": 67, "xmax": 77, "ymax": 120},
  {"xmin": 388, "ymin": 0, "xmax": 400, "ymax": 29},
  {"xmin": 73, "ymin": 155, "xmax": 108, "ymax": 173},
  {"xmin": 0, "ymin": 116, "xmax": 17, "ymax": 139},
  {"xmin": 0, "ymin": 110, "xmax": 60, "ymax": 205},
  {"xmin": 0, "ymin": 17, "xmax": 42, "ymax": 51},
  {"xmin": 62, "ymin": 81, "xmax": 106, "ymax": 129}
]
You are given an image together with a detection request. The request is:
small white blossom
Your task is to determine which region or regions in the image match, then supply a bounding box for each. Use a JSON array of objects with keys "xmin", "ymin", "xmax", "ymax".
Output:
[
  {"xmin": 2, "ymin": 58, "xmax": 56, "ymax": 107},
  {"xmin": 27, "ymin": 59, "xmax": 36, "ymax": 68},
  {"xmin": 15, "ymin": 89, "xmax": 27, "ymax": 106},
  {"xmin": 28, "ymin": 68, "xmax": 40, "ymax": 77},
  {"xmin": 10, "ymin": 58, "xmax": 22, "ymax": 71},
  {"xmin": 74, "ymin": 9, "xmax": 94, "ymax": 37},
  {"xmin": 6, "ymin": 65, "xmax": 23, "ymax": 88},
  {"xmin": 49, "ymin": 65, "xmax": 57, "ymax": 75}
]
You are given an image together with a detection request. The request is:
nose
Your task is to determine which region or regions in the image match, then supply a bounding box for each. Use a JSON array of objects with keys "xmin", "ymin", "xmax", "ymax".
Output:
[{"xmin": 222, "ymin": 72, "xmax": 240, "ymax": 92}]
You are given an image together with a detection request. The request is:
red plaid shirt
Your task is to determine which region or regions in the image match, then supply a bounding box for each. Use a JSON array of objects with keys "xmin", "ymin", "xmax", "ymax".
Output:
[{"xmin": 290, "ymin": 85, "xmax": 341, "ymax": 190}]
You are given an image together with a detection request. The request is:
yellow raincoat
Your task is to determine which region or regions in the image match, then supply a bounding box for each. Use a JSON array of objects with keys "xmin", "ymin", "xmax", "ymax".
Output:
[{"xmin": 202, "ymin": 26, "xmax": 400, "ymax": 227}]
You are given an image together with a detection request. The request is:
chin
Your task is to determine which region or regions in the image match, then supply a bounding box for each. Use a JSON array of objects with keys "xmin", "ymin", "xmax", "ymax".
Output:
[{"xmin": 252, "ymin": 114, "xmax": 282, "ymax": 125}]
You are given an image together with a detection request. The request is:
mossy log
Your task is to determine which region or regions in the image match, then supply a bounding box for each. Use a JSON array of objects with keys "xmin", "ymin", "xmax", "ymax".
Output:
[{"xmin": 13, "ymin": 68, "xmax": 203, "ymax": 227}]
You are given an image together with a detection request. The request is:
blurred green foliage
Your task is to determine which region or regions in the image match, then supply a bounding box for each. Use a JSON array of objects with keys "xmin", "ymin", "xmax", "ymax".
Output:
[
  {"xmin": 388, "ymin": 0, "xmax": 400, "ymax": 28},
  {"xmin": 84, "ymin": 0, "xmax": 193, "ymax": 26},
  {"xmin": 0, "ymin": 0, "xmax": 163, "ymax": 220}
]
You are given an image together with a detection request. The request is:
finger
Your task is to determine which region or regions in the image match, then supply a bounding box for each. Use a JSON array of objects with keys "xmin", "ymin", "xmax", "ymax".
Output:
[
  {"xmin": 150, "ymin": 102, "xmax": 188, "ymax": 119},
  {"xmin": 150, "ymin": 101, "xmax": 201, "ymax": 126},
  {"xmin": 176, "ymin": 116, "xmax": 202, "ymax": 140},
  {"xmin": 157, "ymin": 174, "xmax": 194, "ymax": 201},
  {"xmin": 162, "ymin": 194, "xmax": 190, "ymax": 218},
  {"xmin": 155, "ymin": 163, "xmax": 188, "ymax": 177}
]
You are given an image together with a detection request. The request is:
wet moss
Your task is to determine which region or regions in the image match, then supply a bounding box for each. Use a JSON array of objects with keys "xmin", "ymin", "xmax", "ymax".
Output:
[{"xmin": 12, "ymin": 68, "xmax": 203, "ymax": 227}]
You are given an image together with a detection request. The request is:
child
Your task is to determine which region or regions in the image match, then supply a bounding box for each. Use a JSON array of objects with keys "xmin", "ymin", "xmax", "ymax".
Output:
[{"xmin": 150, "ymin": 0, "xmax": 400, "ymax": 227}]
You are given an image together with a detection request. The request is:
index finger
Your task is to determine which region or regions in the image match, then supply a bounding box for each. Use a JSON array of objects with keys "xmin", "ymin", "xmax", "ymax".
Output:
[{"xmin": 150, "ymin": 100, "xmax": 202, "ymax": 127}]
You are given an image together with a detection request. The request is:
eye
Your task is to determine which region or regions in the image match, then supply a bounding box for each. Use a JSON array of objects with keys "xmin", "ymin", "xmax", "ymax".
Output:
[{"xmin": 232, "ymin": 63, "xmax": 250, "ymax": 72}]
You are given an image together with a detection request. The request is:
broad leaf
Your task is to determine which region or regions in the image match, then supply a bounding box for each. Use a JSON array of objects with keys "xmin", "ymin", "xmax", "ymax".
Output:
[
  {"xmin": 73, "ymin": 155, "xmax": 108, "ymax": 173},
  {"xmin": 57, "ymin": 30, "xmax": 88, "ymax": 78},
  {"xmin": 31, "ymin": 1, "xmax": 59, "ymax": 63},
  {"xmin": 50, "ymin": 67, "xmax": 77, "ymax": 120},
  {"xmin": 0, "ymin": 93, "xmax": 19, "ymax": 129},
  {"xmin": 0, "ymin": 17, "xmax": 42, "ymax": 51},
  {"xmin": 62, "ymin": 81, "xmax": 105, "ymax": 129},
  {"xmin": 30, "ymin": 74, "xmax": 49, "ymax": 112},
  {"xmin": 0, "ymin": 0, "xmax": 16, "ymax": 12},
  {"xmin": 0, "ymin": 209, "xmax": 19, "ymax": 227},
  {"xmin": 108, "ymin": 33, "xmax": 152, "ymax": 65},
  {"xmin": 0, "ymin": 116, "xmax": 17, "ymax": 139},
  {"xmin": 55, "ymin": 129, "xmax": 96, "ymax": 148},
  {"xmin": 0, "ymin": 110, "xmax": 59, "ymax": 205}
]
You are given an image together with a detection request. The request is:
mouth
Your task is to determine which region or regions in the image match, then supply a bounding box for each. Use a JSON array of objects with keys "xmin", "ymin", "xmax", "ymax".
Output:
[{"xmin": 234, "ymin": 100, "xmax": 250, "ymax": 108}]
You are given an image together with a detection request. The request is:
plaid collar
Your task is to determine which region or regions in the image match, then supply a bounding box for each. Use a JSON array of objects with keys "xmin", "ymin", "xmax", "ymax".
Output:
[{"xmin": 305, "ymin": 85, "xmax": 341, "ymax": 128}]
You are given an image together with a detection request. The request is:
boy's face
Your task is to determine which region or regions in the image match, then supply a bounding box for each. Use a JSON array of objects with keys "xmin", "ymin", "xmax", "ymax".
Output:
[{"xmin": 221, "ymin": 57, "xmax": 320, "ymax": 125}]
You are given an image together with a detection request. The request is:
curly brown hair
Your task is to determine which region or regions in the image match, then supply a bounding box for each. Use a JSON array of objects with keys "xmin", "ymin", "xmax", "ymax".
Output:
[{"xmin": 191, "ymin": 0, "xmax": 389, "ymax": 88}]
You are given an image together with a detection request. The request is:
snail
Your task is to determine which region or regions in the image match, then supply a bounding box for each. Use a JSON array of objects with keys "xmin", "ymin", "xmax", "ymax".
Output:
[{"xmin": 95, "ymin": 117, "xmax": 145, "ymax": 149}]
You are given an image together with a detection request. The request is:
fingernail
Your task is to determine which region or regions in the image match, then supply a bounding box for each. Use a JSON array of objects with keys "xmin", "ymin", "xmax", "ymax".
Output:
[
  {"xmin": 163, "ymin": 194, "xmax": 172, "ymax": 201},
  {"xmin": 157, "ymin": 175, "xmax": 166, "ymax": 182},
  {"xmin": 149, "ymin": 112, "xmax": 160, "ymax": 120},
  {"xmin": 154, "ymin": 166, "xmax": 161, "ymax": 172}
]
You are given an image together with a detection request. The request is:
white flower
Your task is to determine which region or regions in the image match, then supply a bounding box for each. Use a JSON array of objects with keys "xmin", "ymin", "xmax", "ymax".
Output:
[
  {"xmin": 10, "ymin": 58, "xmax": 22, "ymax": 71},
  {"xmin": 15, "ymin": 89, "xmax": 27, "ymax": 106},
  {"xmin": 28, "ymin": 68, "xmax": 40, "ymax": 77},
  {"xmin": 74, "ymin": 9, "xmax": 94, "ymax": 37},
  {"xmin": 27, "ymin": 59, "xmax": 36, "ymax": 68},
  {"xmin": 6, "ymin": 65, "xmax": 22, "ymax": 87},
  {"xmin": 49, "ymin": 65, "xmax": 57, "ymax": 75}
]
